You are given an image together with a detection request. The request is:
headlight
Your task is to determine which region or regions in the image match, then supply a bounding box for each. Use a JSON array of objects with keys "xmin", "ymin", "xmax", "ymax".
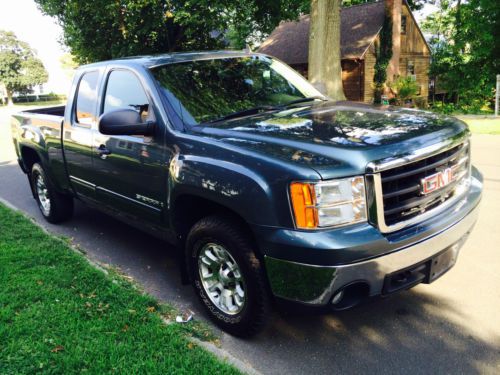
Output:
[{"xmin": 289, "ymin": 176, "xmax": 367, "ymax": 229}]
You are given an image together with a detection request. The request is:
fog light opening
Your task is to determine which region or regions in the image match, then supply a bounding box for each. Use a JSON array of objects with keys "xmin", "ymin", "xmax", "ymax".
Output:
[{"xmin": 330, "ymin": 282, "xmax": 370, "ymax": 311}]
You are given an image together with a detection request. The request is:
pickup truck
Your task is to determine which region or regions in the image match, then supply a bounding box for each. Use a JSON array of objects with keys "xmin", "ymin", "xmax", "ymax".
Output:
[{"xmin": 11, "ymin": 51, "xmax": 482, "ymax": 337}]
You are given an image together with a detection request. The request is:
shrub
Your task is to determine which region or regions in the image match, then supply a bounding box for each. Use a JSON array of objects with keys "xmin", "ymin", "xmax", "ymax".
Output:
[
  {"xmin": 389, "ymin": 76, "xmax": 420, "ymax": 104},
  {"xmin": 414, "ymin": 96, "xmax": 428, "ymax": 109}
]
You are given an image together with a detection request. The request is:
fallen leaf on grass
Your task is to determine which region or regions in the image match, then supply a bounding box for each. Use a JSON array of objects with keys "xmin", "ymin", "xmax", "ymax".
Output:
[{"xmin": 51, "ymin": 345, "xmax": 64, "ymax": 353}]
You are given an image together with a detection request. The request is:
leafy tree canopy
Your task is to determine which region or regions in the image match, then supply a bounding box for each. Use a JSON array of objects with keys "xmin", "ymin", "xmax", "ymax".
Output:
[
  {"xmin": 422, "ymin": 0, "xmax": 499, "ymax": 109},
  {"xmin": 35, "ymin": 0, "xmax": 428, "ymax": 64},
  {"xmin": 0, "ymin": 30, "xmax": 48, "ymax": 102},
  {"xmin": 35, "ymin": 0, "xmax": 312, "ymax": 63}
]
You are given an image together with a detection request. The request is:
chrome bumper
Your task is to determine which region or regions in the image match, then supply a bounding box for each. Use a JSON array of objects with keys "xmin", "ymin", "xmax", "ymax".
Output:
[{"xmin": 264, "ymin": 176, "xmax": 481, "ymax": 306}]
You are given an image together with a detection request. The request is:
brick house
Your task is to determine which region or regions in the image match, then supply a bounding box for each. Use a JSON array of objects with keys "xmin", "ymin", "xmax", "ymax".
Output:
[{"xmin": 257, "ymin": 0, "xmax": 431, "ymax": 103}]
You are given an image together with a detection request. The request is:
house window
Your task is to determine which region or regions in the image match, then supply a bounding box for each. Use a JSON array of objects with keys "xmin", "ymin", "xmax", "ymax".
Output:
[
  {"xmin": 401, "ymin": 15, "xmax": 407, "ymax": 34},
  {"xmin": 407, "ymin": 60, "xmax": 415, "ymax": 76}
]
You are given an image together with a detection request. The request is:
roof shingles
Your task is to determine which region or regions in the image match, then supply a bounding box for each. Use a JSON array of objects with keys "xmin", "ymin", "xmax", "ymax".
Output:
[{"xmin": 258, "ymin": 1, "xmax": 385, "ymax": 63}]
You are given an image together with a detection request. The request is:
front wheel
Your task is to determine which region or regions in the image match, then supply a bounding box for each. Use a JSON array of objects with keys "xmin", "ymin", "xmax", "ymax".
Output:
[
  {"xmin": 31, "ymin": 163, "xmax": 73, "ymax": 224},
  {"xmin": 186, "ymin": 215, "xmax": 270, "ymax": 337}
]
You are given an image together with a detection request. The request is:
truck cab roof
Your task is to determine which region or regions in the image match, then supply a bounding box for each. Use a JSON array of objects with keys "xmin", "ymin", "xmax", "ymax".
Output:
[{"xmin": 80, "ymin": 50, "xmax": 258, "ymax": 69}]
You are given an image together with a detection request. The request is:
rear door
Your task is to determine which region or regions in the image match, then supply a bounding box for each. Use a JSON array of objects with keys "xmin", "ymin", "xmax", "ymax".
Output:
[
  {"xmin": 91, "ymin": 68, "xmax": 166, "ymax": 225},
  {"xmin": 63, "ymin": 70, "xmax": 100, "ymax": 200}
]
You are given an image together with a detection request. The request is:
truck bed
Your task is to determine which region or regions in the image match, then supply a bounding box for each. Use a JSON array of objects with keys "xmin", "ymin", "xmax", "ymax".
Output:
[
  {"xmin": 21, "ymin": 105, "xmax": 66, "ymax": 117},
  {"xmin": 11, "ymin": 105, "xmax": 68, "ymax": 189}
]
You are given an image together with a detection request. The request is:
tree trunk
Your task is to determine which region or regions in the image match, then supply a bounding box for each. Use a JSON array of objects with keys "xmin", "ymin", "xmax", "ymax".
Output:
[
  {"xmin": 308, "ymin": 0, "xmax": 346, "ymax": 101},
  {"xmin": 6, "ymin": 89, "xmax": 13, "ymax": 106}
]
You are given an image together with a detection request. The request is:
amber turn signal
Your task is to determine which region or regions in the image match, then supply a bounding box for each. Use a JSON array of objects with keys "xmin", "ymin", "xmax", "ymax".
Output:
[{"xmin": 290, "ymin": 182, "xmax": 318, "ymax": 229}]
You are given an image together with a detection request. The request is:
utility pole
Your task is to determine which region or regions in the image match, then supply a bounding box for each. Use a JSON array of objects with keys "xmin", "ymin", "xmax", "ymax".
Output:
[{"xmin": 496, "ymin": 74, "xmax": 499, "ymax": 117}]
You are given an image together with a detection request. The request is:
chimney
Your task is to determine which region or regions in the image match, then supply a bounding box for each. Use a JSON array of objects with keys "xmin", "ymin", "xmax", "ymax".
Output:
[{"xmin": 386, "ymin": 0, "xmax": 402, "ymax": 82}]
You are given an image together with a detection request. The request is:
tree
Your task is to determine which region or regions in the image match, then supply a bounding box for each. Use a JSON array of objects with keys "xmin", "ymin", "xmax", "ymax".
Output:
[
  {"xmin": 59, "ymin": 53, "xmax": 78, "ymax": 79},
  {"xmin": 34, "ymin": 0, "xmax": 311, "ymax": 64},
  {"xmin": 373, "ymin": 4, "xmax": 393, "ymax": 104},
  {"xmin": 422, "ymin": 0, "xmax": 499, "ymax": 110},
  {"xmin": 0, "ymin": 31, "xmax": 48, "ymax": 105},
  {"xmin": 308, "ymin": 0, "xmax": 346, "ymax": 101}
]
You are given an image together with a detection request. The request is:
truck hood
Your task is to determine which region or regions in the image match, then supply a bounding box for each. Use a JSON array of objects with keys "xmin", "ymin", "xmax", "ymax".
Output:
[{"xmin": 189, "ymin": 102, "xmax": 469, "ymax": 179}]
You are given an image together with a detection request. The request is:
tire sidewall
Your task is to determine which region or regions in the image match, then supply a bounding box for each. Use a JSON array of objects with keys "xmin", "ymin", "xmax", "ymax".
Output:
[
  {"xmin": 31, "ymin": 163, "xmax": 53, "ymax": 219},
  {"xmin": 187, "ymin": 222, "xmax": 266, "ymax": 334}
]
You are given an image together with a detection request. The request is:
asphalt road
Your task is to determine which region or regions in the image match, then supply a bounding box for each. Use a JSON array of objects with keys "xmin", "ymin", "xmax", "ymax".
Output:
[{"xmin": 1, "ymin": 115, "xmax": 499, "ymax": 374}]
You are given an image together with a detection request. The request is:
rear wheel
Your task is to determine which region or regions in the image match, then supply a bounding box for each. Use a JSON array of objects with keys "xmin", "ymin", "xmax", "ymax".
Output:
[
  {"xmin": 31, "ymin": 163, "xmax": 73, "ymax": 223},
  {"xmin": 186, "ymin": 215, "xmax": 270, "ymax": 337}
]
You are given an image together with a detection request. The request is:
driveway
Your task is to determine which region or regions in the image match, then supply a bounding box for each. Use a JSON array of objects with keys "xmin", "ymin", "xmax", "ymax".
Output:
[{"xmin": 1, "ymin": 111, "xmax": 499, "ymax": 374}]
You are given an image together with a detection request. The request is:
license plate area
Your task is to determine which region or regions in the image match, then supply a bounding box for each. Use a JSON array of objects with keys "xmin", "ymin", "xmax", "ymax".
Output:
[
  {"xmin": 428, "ymin": 245, "xmax": 459, "ymax": 282},
  {"xmin": 382, "ymin": 245, "xmax": 459, "ymax": 295}
]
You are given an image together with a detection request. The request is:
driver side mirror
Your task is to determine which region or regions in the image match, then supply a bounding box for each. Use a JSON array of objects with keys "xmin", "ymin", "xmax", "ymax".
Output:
[{"xmin": 98, "ymin": 108, "xmax": 155, "ymax": 136}]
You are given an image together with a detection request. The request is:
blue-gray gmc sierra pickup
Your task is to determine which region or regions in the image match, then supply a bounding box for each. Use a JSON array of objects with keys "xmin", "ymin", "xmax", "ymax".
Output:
[{"xmin": 11, "ymin": 51, "xmax": 482, "ymax": 336}]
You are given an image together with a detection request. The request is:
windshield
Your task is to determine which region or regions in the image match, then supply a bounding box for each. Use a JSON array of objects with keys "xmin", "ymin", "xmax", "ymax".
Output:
[{"xmin": 151, "ymin": 55, "xmax": 323, "ymax": 125}]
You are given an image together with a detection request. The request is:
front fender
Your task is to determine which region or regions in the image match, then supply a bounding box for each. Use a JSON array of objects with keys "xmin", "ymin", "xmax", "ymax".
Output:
[{"xmin": 168, "ymin": 154, "xmax": 280, "ymax": 226}]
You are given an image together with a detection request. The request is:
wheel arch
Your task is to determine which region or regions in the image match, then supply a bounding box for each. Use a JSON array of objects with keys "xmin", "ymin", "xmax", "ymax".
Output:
[{"xmin": 171, "ymin": 193, "xmax": 261, "ymax": 258}]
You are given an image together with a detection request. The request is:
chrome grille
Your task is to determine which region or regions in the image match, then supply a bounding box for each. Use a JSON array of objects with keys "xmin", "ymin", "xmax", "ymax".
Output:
[{"xmin": 367, "ymin": 139, "xmax": 471, "ymax": 233}]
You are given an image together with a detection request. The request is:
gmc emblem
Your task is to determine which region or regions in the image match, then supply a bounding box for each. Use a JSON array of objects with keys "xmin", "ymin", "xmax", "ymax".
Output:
[{"xmin": 420, "ymin": 165, "xmax": 459, "ymax": 195}]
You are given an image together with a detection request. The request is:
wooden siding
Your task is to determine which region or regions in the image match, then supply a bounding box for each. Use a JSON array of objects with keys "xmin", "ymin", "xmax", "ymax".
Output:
[
  {"xmin": 399, "ymin": 54, "xmax": 430, "ymax": 99},
  {"xmin": 400, "ymin": 5, "xmax": 431, "ymax": 56},
  {"xmin": 398, "ymin": 4, "xmax": 430, "ymax": 101},
  {"xmin": 289, "ymin": 3, "xmax": 431, "ymax": 104},
  {"xmin": 363, "ymin": 3, "xmax": 430, "ymax": 103},
  {"xmin": 363, "ymin": 46, "xmax": 377, "ymax": 103}
]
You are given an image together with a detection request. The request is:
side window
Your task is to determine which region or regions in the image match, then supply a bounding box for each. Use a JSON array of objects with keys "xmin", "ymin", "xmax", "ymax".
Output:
[
  {"xmin": 103, "ymin": 70, "xmax": 152, "ymax": 122},
  {"xmin": 75, "ymin": 71, "xmax": 99, "ymax": 126}
]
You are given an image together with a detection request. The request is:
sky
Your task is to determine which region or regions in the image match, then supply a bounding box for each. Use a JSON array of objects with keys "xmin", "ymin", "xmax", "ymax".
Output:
[{"xmin": 0, "ymin": 0, "xmax": 71, "ymax": 94}]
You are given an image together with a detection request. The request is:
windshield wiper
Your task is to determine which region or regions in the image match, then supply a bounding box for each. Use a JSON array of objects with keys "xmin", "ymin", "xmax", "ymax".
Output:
[
  {"xmin": 278, "ymin": 96, "xmax": 327, "ymax": 108},
  {"xmin": 206, "ymin": 105, "xmax": 278, "ymax": 124},
  {"xmin": 204, "ymin": 97, "xmax": 327, "ymax": 125}
]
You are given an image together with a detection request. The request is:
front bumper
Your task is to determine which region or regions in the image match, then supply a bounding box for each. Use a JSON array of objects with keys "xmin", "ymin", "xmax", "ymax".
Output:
[{"xmin": 263, "ymin": 169, "xmax": 482, "ymax": 306}]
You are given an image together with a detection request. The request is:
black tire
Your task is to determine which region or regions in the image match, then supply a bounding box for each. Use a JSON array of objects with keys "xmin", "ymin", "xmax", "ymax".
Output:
[
  {"xmin": 31, "ymin": 163, "xmax": 73, "ymax": 224},
  {"xmin": 186, "ymin": 215, "xmax": 270, "ymax": 337}
]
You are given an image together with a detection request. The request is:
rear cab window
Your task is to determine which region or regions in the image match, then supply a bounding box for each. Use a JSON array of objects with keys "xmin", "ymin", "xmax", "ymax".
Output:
[{"xmin": 75, "ymin": 71, "xmax": 99, "ymax": 126}]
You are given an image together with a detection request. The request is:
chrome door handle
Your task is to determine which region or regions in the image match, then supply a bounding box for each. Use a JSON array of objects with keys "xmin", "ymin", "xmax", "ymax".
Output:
[{"xmin": 97, "ymin": 144, "xmax": 111, "ymax": 159}]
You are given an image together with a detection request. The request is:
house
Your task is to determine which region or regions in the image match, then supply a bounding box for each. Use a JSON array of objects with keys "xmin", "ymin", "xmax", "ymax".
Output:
[{"xmin": 257, "ymin": 0, "xmax": 431, "ymax": 103}]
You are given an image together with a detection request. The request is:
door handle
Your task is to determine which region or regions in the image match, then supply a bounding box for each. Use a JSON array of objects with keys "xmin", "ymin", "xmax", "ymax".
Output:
[{"xmin": 97, "ymin": 144, "xmax": 111, "ymax": 159}]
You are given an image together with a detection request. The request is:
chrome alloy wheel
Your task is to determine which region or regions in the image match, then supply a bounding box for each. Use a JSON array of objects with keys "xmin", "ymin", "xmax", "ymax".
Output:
[
  {"xmin": 198, "ymin": 243, "xmax": 246, "ymax": 315},
  {"xmin": 35, "ymin": 173, "xmax": 51, "ymax": 216}
]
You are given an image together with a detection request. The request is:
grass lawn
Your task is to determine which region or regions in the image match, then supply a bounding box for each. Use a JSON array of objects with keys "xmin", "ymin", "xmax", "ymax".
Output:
[
  {"xmin": 457, "ymin": 117, "xmax": 500, "ymax": 135},
  {"xmin": 0, "ymin": 203, "xmax": 238, "ymax": 374}
]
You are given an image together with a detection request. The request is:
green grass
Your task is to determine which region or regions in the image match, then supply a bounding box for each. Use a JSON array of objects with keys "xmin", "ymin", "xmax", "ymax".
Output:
[
  {"xmin": 0, "ymin": 204, "xmax": 239, "ymax": 374},
  {"xmin": 459, "ymin": 117, "xmax": 500, "ymax": 135}
]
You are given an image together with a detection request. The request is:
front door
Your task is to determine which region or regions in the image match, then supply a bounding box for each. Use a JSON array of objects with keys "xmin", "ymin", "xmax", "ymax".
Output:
[{"xmin": 92, "ymin": 69, "xmax": 166, "ymax": 225}]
